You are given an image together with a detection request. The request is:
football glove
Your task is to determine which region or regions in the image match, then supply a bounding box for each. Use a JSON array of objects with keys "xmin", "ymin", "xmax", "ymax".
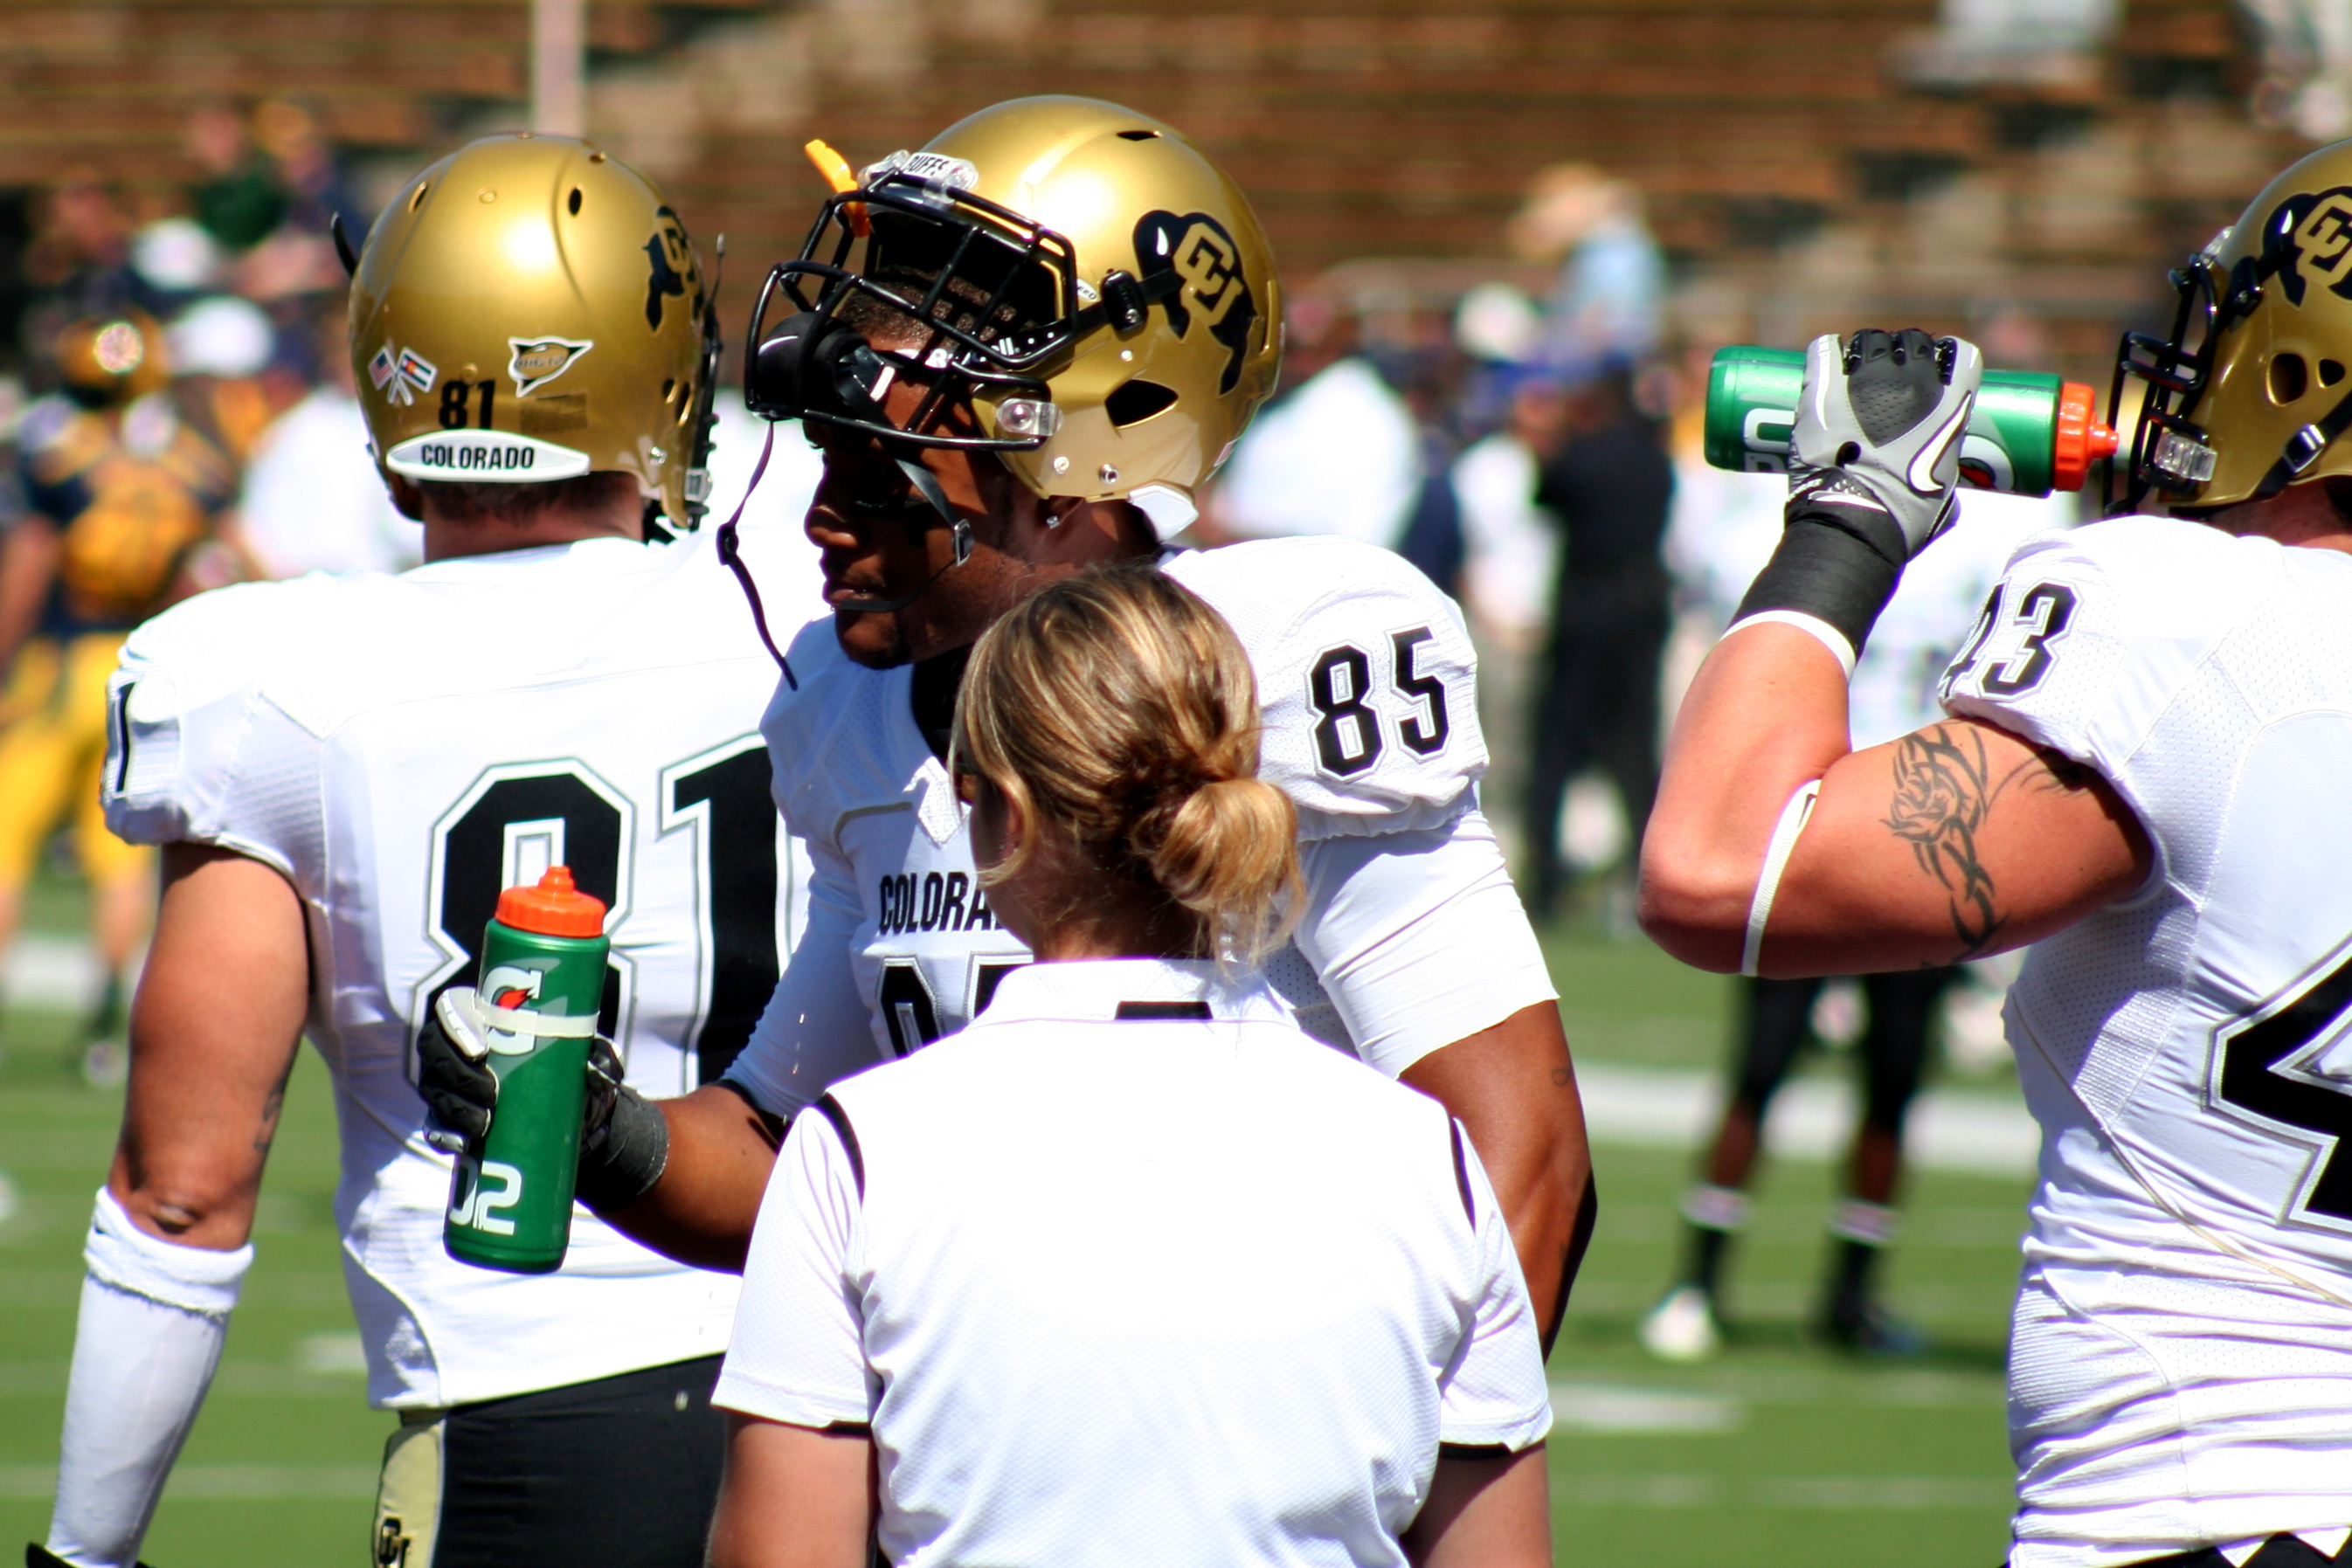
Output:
[
  {"xmin": 1789, "ymin": 327, "xmax": 1981, "ymax": 559},
  {"xmin": 1732, "ymin": 328, "xmax": 1983, "ymax": 664},
  {"xmin": 412, "ymin": 988, "xmax": 669, "ymax": 1212}
]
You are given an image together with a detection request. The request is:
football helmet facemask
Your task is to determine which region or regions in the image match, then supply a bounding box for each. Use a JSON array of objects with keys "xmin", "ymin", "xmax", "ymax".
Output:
[
  {"xmin": 745, "ymin": 95, "xmax": 1283, "ymax": 540},
  {"xmin": 349, "ymin": 133, "xmax": 722, "ymax": 530},
  {"xmin": 2112, "ymin": 138, "xmax": 2352, "ymax": 514}
]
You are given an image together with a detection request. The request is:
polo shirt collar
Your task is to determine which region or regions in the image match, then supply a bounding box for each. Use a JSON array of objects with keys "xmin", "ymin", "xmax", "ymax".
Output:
[{"xmin": 978, "ymin": 958, "xmax": 1294, "ymax": 1027}]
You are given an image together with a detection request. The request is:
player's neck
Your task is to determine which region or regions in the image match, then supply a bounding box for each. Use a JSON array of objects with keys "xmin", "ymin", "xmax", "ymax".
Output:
[{"xmin": 2196, "ymin": 480, "xmax": 2352, "ymax": 557}]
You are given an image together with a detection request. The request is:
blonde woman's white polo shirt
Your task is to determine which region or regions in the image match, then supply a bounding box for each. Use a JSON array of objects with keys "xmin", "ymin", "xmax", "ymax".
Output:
[{"xmin": 715, "ymin": 957, "xmax": 1551, "ymax": 1568}]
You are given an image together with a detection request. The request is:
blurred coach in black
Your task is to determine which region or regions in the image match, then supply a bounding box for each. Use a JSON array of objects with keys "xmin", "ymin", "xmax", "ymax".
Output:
[{"xmin": 1524, "ymin": 369, "xmax": 1674, "ymax": 918}]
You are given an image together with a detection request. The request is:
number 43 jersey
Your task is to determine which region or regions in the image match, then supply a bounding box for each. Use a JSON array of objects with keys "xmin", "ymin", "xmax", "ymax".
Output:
[
  {"xmin": 1940, "ymin": 515, "xmax": 2352, "ymax": 1565},
  {"xmin": 726, "ymin": 535, "xmax": 1557, "ymax": 1115},
  {"xmin": 103, "ymin": 535, "xmax": 811, "ymax": 1411}
]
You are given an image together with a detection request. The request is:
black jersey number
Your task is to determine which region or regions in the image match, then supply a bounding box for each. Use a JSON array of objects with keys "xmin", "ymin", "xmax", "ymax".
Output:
[
  {"xmin": 428, "ymin": 744, "xmax": 784, "ymax": 1091},
  {"xmin": 426, "ymin": 766, "xmax": 630, "ymax": 1042},
  {"xmin": 1308, "ymin": 625, "xmax": 1451, "ymax": 777},
  {"xmin": 661, "ymin": 739, "xmax": 783, "ymax": 1081},
  {"xmin": 876, "ymin": 956, "xmax": 1027, "ymax": 1057},
  {"xmin": 2213, "ymin": 941, "xmax": 2352, "ymax": 1227},
  {"xmin": 1946, "ymin": 580, "xmax": 2078, "ymax": 699}
]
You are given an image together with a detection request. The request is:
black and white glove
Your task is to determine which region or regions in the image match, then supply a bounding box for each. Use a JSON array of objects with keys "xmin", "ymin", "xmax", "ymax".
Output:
[
  {"xmin": 1733, "ymin": 328, "xmax": 1982, "ymax": 667},
  {"xmin": 412, "ymin": 988, "xmax": 670, "ymax": 1213}
]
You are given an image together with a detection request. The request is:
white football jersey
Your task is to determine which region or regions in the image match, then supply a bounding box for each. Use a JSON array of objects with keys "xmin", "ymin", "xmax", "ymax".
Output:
[
  {"xmin": 103, "ymin": 529, "xmax": 817, "ymax": 1410},
  {"xmin": 728, "ymin": 535, "xmax": 1558, "ymax": 1113},
  {"xmin": 1940, "ymin": 516, "xmax": 2352, "ymax": 1565}
]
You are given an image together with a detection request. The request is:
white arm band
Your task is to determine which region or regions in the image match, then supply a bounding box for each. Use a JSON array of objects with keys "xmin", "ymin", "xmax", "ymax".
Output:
[
  {"xmin": 1719, "ymin": 610, "xmax": 1857, "ymax": 679},
  {"xmin": 47, "ymin": 1189, "xmax": 252, "ymax": 1568},
  {"xmin": 1741, "ymin": 780, "xmax": 1822, "ymax": 978}
]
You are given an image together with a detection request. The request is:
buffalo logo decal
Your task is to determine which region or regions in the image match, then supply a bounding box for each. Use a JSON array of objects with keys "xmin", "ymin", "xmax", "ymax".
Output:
[
  {"xmin": 507, "ymin": 335, "xmax": 593, "ymax": 397},
  {"xmin": 1134, "ymin": 211, "xmax": 1258, "ymax": 394}
]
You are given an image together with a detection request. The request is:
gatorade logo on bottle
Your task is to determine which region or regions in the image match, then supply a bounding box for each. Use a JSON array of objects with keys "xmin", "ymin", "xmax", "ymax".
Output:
[{"xmin": 480, "ymin": 964, "xmax": 550, "ymax": 1055}]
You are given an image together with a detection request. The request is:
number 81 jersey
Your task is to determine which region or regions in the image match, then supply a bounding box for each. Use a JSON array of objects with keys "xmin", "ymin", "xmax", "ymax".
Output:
[
  {"xmin": 101, "ymin": 535, "xmax": 809, "ymax": 1410},
  {"xmin": 740, "ymin": 535, "xmax": 1488, "ymax": 1095}
]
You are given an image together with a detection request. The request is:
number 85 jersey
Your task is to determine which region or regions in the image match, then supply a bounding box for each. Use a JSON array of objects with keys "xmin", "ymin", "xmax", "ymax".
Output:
[
  {"xmin": 101, "ymin": 535, "xmax": 810, "ymax": 1411},
  {"xmin": 728, "ymin": 535, "xmax": 1556, "ymax": 1113}
]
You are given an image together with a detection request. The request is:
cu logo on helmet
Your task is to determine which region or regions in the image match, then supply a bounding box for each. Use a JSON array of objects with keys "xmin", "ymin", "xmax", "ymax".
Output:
[
  {"xmin": 1133, "ymin": 210, "xmax": 1259, "ymax": 394},
  {"xmin": 2266, "ymin": 186, "xmax": 2352, "ymax": 307}
]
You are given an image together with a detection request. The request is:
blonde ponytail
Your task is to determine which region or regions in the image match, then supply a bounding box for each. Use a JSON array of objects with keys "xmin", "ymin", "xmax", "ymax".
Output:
[{"xmin": 952, "ymin": 562, "xmax": 1302, "ymax": 968}]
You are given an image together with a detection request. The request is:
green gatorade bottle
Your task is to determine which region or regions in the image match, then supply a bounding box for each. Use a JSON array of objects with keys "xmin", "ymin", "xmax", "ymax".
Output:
[
  {"xmin": 443, "ymin": 866, "xmax": 609, "ymax": 1274},
  {"xmin": 1703, "ymin": 344, "xmax": 2119, "ymax": 498}
]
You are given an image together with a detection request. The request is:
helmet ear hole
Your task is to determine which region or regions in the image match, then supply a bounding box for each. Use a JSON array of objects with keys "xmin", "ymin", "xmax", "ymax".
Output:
[
  {"xmin": 2270, "ymin": 352, "xmax": 2310, "ymax": 406},
  {"xmin": 2324, "ymin": 359, "xmax": 2347, "ymax": 389},
  {"xmin": 1106, "ymin": 379, "xmax": 1178, "ymax": 427}
]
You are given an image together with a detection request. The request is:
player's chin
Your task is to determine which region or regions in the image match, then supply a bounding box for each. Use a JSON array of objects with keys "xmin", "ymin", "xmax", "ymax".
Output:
[{"xmin": 832, "ymin": 603, "xmax": 913, "ymax": 669}]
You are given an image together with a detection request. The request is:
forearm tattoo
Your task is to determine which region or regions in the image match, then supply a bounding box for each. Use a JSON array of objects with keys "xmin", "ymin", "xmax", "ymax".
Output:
[{"xmin": 1882, "ymin": 725, "xmax": 2092, "ymax": 959}]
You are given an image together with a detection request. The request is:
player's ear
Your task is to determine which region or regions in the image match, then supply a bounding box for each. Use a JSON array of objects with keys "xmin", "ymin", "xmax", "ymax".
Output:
[{"xmin": 384, "ymin": 472, "xmax": 425, "ymax": 523}]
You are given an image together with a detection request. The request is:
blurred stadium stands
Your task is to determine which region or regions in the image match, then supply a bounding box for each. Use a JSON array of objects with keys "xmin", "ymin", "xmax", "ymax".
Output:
[{"xmin": 0, "ymin": 0, "xmax": 2307, "ymax": 389}]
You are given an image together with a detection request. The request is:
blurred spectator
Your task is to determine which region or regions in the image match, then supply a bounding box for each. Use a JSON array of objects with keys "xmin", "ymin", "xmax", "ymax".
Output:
[
  {"xmin": 1508, "ymin": 165, "xmax": 1666, "ymax": 386},
  {"xmin": 233, "ymin": 300, "xmax": 420, "ymax": 578},
  {"xmin": 1522, "ymin": 370, "xmax": 1674, "ymax": 919},
  {"xmin": 1451, "ymin": 374, "xmax": 1565, "ymax": 853},
  {"xmin": 0, "ymin": 313, "xmax": 240, "ymax": 1081},
  {"xmin": 1640, "ymin": 432, "xmax": 2072, "ymax": 1362},
  {"xmin": 236, "ymin": 99, "xmax": 360, "ymax": 307},
  {"xmin": 186, "ymin": 102, "xmax": 287, "ymax": 252},
  {"xmin": 17, "ymin": 176, "xmax": 163, "ymax": 392},
  {"xmin": 1206, "ymin": 363, "xmax": 1418, "ymax": 549}
]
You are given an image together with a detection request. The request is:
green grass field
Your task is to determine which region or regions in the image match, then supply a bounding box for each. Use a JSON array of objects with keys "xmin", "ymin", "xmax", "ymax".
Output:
[{"xmin": 0, "ymin": 871, "xmax": 2027, "ymax": 1567}]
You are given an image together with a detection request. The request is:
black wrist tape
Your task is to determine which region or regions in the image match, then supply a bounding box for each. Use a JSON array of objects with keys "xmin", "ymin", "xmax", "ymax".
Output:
[
  {"xmin": 577, "ymin": 1086, "xmax": 670, "ymax": 1214},
  {"xmin": 1733, "ymin": 501, "xmax": 1909, "ymax": 659}
]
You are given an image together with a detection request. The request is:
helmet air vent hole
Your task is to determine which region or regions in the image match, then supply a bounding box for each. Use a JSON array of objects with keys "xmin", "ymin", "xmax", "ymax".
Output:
[
  {"xmin": 2270, "ymin": 352, "xmax": 2310, "ymax": 406},
  {"xmin": 2325, "ymin": 359, "xmax": 2347, "ymax": 388},
  {"xmin": 409, "ymin": 183, "xmax": 429, "ymax": 211},
  {"xmin": 1117, "ymin": 129, "xmax": 1159, "ymax": 141},
  {"xmin": 662, "ymin": 377, "xmax": 677, "ymax": 404},
  {"xmin": 1105, "ymin": 379, "xmax": 1179, "ymax": 427},
  {"xmin": 569, "ymin": 188, "xmax": 583, "ymax": 216}
]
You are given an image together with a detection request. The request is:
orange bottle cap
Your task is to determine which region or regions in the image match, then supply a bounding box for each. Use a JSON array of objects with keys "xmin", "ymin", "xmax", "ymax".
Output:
[
  {"xmin": 495, "ymin": 866, "xmax": 606, "ymax": 937},
  {"xmin": 2052, "ymin": 380, "xmax": 2121, "ymax": 493}
]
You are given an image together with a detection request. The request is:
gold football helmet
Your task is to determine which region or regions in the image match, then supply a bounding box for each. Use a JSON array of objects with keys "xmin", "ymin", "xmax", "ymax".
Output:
[
  {"xmin": 2113, "ymin": 138, "xmax": 2352, "ymax": 512},
  {"xmin": 349, "ymin": 133, "xmax": 720, "ymax": 528},
  {"xmin": 745, "ymin": 95, "xmax": 1283, "ymax": 537},
  {"xmin": 54, "ymin": 313, "xmax": 169, "ymax": 407}
]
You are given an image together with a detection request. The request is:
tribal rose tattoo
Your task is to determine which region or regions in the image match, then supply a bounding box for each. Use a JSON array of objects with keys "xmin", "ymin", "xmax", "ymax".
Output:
[
  {"xmin": 1884, "ymin": 725, "xmax": 2005, "ymax": 957},
  {"xmin": 1882, "ymin": 724, "xmax": 2098, "ymax": 959}
]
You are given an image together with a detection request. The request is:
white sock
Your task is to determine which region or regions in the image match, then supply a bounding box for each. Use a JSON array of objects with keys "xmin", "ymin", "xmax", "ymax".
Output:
[
  {"xmin": 45, "ymin": 1189, "xmax": 252, "ymax": 1568},
  {"xmin": 1829, "ymin": 1199, "xmax": 1900, "ymax": 1247},
  {"xmin": 1681, "ymin": 1184, "xmax": 1751, "ymax": 1233}
]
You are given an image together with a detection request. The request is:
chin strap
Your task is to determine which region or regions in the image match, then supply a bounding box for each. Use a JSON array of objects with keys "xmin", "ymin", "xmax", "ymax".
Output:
[
  {"xmin": 714, "ymin": 422, "xmax": 799, "ymax": 690},
  {"xmin": 716, "ymin": 424, "xmax": 980, "ymax": 667}
]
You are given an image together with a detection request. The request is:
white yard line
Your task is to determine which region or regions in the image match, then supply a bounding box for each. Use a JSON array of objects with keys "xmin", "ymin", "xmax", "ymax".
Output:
[{"xmin": 1574, "ymin": 1061, "xmax": 2039, "ymax": 1177}]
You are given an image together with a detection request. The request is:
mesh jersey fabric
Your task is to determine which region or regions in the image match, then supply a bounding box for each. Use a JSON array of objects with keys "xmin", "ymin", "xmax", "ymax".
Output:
[
  {"xmin": 725, "ymin": 536, "xmax": 1552, "ymax": 1112},
  {"xmin": 103, "ymin": 531, "xmax": 815, "ymax": 1408},
  {"xmin": 1940, "ymin": 515, "xmax": 2352, "ymax": 1565},
  {"xmin": 714, "ymin": 958, "xmax": 1552, "ymax": 1568}
]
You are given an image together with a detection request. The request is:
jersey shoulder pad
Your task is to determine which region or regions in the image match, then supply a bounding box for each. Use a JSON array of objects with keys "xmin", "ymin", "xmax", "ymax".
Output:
[
  {"xmin": 1937, "ymin": 515, "xmax": 2272, "ymax": 775},
  {"xmin": 107, "ymin": 575, "xmax": 357, "ymax": 861},
  {"xmin": 1166, "ymin": 537, "xmax": 1486, "ymax": 838},
  {"xmin": 760, "ymin": 620, "xmax": 903, "ymax": 843}
]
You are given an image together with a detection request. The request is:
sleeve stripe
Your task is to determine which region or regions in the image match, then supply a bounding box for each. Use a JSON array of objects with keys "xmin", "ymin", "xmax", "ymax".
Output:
[
  {"xmin": 813, "ymin": 1093, "xmax": 866, "ymax": 1200},
  {"xmin": 1449, "ymin": 1118, "xmax": 1476, "ymax": 1227},
  {"xmin": 1436, "ymin": 1441, "xmax": 1517, "ymax": 1461}
]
